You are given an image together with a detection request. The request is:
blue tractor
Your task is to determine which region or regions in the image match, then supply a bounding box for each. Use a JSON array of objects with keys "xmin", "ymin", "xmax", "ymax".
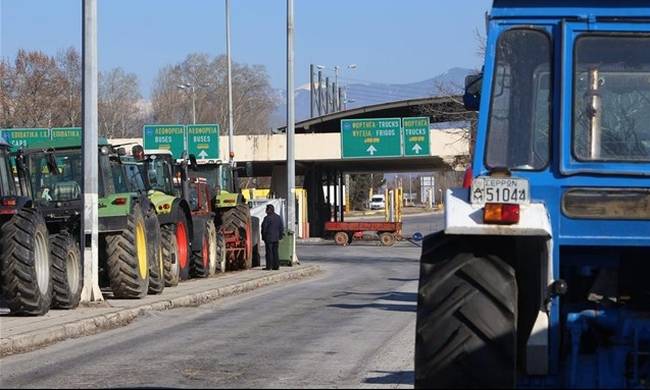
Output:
[{"xmin": 415, "ymin": 1, "xmax": 650, "ymax": 388}]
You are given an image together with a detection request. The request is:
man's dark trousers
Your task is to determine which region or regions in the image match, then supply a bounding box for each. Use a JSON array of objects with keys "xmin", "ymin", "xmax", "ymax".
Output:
[{"xmin": 265, "ymin": 240, "xmax": 280, "ymax": 270}]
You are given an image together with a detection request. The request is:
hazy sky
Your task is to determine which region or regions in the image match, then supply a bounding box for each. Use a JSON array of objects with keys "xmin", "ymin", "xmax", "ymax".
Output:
[{"xmin": 1, "ymin": 0, "xmax": 491, "ymax": 96}]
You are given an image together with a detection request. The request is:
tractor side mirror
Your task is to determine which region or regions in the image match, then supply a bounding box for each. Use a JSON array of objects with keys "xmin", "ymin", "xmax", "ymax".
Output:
[
  {"xmin": 189, "ymin": 154, "xmax": 198, "ymax": 170},
  {"xmin": 46, "ymin": 152, "xmax": 59, "ymax": 175},
  {"xmin": 463, "ymin": 73, "xmax": 483, "ymax": 111}
]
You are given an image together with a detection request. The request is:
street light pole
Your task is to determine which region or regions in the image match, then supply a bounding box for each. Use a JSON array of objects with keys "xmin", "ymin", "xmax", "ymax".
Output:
[
  {"xmin": 80, "ymin": 0, "xmax": 103, "ymax": 303},
  {"xmin": 286, "ymin": 0, "xmax": 296, "ymax": 237},
  {"xmin": 226, "ymin": 0, "xmax": 235, "ymax": 163},
  {"xmin": 191, "ymin": 85, "xmax": 196, "ymax": 125}
]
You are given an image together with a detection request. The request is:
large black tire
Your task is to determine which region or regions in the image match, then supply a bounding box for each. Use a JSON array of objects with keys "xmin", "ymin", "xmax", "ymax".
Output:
[
  {"xmin": 146, "ymin": 209, "xmax": 164, "ymax": 295},
  {"xmin": 173, "ymin": 207, "xmax": 191, "ymax": 281},
  {"xmin": 222, "ymin": 204, "xmax": 252, "ymax": 270},
  {"xmin": 50, "ymin": 232, "xmax": 82, "ymax": 309},
  {"xmin": 415, "ymin": 234, "xmax": 517, "ymax": 389},
  {"xmin": 104, "ymin": 203, "xmax": 149, "ymax": 298},
  {"xmin": 0, "ymin": 209, "xmax": 52, "ymax": 315},
  {"xmin": 191, "ymin": 219, "xmax": 217, "ymax": 278},
  {"xmin": 161, "ymin": 224, "xmax": 180, "ymax": 287}
]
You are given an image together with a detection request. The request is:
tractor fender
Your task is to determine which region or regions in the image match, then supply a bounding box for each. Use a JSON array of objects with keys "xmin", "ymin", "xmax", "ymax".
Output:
[
  {"xmin": 440, "ymin": 187, "xmax": 554, "ymax": 376},
  {"xmin": 15, "ymin": 196, "xmax": 32, "ymax": 210}
]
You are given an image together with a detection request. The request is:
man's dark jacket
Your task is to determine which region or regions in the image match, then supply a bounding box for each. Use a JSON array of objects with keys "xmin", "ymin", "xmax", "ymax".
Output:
[{"xmin": 262, "ymin": 212, "xmax": 284, "ymax": 242}]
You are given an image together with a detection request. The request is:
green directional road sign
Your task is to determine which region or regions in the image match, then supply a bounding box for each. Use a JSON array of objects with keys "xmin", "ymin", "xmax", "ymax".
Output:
[
  {"xmin": 0, "ymin": 128, "xmax": 50, "ymax": 149},
  {"xmin": 402, "ymin": 117, "xmax": 430, "ymax": 157},
  {"xmin": 341, "ymin": 118, "xmax": 402, "ymax": 158},
  {"xmin": 143, "ymin": 125, "xmax": 186, "ymax": 159},
  {"xmin": 51, "ymin": 127, "xmax": 82, "ymax": 148},
  {"xmin": 187, "ymin": 124, "xmax": 220, "ymax": 161}
]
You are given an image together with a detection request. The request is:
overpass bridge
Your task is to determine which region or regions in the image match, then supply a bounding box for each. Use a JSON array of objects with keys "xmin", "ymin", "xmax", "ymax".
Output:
[{"xmin": 112, "ymin": 127, "xmax": 467, "ymax": 175}]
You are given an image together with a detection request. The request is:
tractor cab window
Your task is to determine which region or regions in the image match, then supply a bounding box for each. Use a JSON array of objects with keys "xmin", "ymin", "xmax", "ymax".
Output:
[
  {"xmin": 485, "ymin": 28, "xmax": 552, "ymax": 170},
  {"xmin": 111, "ymin": 163, "xmax": 130, "ymax": 194},
  {"xmin": 29, "ymin": 150, "xmax": 82, "ymax": 205},
  {"xmin": 0, "ymin": 149, "xmax": 15, "ymax": 196},
  {"xmin": 124, "ymin": 164, "xmax": 146, "ymax": 192},
  {"xmin": 146, "ymin": 157, "xmax": 173, "ymax": 194},
  {"xmin": 573, "ymin": 35, "xmax": 650, "ymax": 162}
]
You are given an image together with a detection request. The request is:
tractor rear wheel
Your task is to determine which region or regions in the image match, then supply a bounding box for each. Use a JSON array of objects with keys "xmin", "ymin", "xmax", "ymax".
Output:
[
  {"xmin": 192, "ymin": 219, "xmax": 217, "ymax": 278},
  {"xmin": 415, "ymin": 234, "xmax": 517, "ymax": 388},
  {"xmin": 104, "ymin": 203, "xmax": 149, "ymax": 298},
  {"xmin": 146, "ymin": 210, "xmax": 164, "ymax": 295},
  {"xmin": 161, "ymin": 224, "xmax": 180, "ymax": 287},
  {"xmin": 0, "ymin": 209, "xmax": 52, "ymax": 315},
  {"xmin": 222, "ymin": 204, "xmax": 252, "ymax": 270},
  {"xmin": 50, "ymin": 232, "xmax": 82, "ymax": 309}
]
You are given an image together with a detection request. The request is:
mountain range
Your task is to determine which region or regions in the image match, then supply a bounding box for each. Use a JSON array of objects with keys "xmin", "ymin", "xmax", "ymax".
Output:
[{"xmin": 270, "ymin": 67, "xmax": 474, "ymax": 128}]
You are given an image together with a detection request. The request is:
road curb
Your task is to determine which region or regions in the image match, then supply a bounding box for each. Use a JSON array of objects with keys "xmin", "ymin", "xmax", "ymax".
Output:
[{"xmin": 0, "ymin": 265, "xmax": 321, "ymax": 358}]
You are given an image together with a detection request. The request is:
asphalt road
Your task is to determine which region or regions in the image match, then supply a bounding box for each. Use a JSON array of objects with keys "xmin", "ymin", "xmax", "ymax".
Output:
[{"xmin": 0, "ymin": 244, "xmax": 421, "ymax": 389}]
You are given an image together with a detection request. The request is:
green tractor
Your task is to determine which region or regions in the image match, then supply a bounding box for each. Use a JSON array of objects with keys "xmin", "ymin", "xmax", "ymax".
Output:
[
  {"xmin": 129, "ymin": 147, "xmax": 194, "ymax": 286},
  {"xmin": 15, "ymin": 139, "xmax": 162, "ymax": 299},
  {"xmin": 0, "ymin": 137, "xmax": 55, "ymax": 315},
  {"xmin": 122, "ymin": 155, "xmax": 222, "ymax": 279}
]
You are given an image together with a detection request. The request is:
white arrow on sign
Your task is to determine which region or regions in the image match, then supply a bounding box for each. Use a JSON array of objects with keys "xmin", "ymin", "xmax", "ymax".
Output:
[
  {"xmin": 198, "ymin": 150, "xmax": 209, "ymax": 159},
  {"xmin": 366, "ymin": 145, "xmax": 377, "ymax": 155},
  {"xmin": 412, "ymin": 144, "xmax": 423, "ymax": 154}
]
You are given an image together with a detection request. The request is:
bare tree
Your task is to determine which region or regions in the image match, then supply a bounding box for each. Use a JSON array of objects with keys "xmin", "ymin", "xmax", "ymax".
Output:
[
  {"xmin": 98, "ymin": 68, "xmax": 144, "ymax": 138},
  {"xmin": 56, "ymin": 47, "xmax": 82, "ymax": 127},
  {"xmin": 5, "ymin": 49, "xmax": 64, "ymax": 128},
  {"xmin": 151, "ymin": 53, "xmax": 277, "ymax": 134}
]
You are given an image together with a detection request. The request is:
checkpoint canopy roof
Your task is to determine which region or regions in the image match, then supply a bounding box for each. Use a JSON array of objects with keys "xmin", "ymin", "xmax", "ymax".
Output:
[{"xmin": 278, "ymin": 96, "xmax": 468, "ymax": 134}]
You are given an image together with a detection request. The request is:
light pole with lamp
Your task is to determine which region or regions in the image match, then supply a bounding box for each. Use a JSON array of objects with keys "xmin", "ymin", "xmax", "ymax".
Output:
[{"xmin": 177, "ymin": 82, "xmax": 211, "ymax": 124}]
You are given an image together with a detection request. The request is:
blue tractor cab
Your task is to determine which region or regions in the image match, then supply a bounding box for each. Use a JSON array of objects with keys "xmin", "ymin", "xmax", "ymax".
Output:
[{"xmin": 415, "ymin": 1, "xmax": 650, "ymax": 388}]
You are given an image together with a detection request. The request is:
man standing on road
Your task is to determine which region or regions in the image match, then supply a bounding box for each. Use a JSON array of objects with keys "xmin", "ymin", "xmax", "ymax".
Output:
[{"xmin": 262, "ymin": 204, "xmax": 284, "ymax": 270}]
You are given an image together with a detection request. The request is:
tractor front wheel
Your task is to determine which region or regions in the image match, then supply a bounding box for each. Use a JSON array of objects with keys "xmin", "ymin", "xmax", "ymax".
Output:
[
  {"xmin": 192, "ymin": 219, "xmax": 217, "ymax": 278},
  {"xmin": 0, "ymin": 209, "xmax": 52, "ymax": 315},
  {"xmin": 104, "ymin": 203, "xmax": 149, "ymax": 298},
  {"xmin": 174, "ymin": 208, "xmax": 191, "ymax": 281},
  {"xmin": 146, "ymin": 210, "xmax": 164, "ymax": 295},
  {"xmin": 415, "ymin": 234, "xmax": 517, "ymax": 388},
  {"xmin": 161, "ymin": 224, "xmax": 180, "ymax": 287},
  {"xmin": 50, "ymin": 232, "xmax": 82, "ymax": 309}
]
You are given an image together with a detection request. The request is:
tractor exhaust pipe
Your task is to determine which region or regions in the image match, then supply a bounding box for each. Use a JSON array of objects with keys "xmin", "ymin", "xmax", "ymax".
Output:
[{"xmin": 588, "ymin": 67, "xmax": 602, "ymax": 159}]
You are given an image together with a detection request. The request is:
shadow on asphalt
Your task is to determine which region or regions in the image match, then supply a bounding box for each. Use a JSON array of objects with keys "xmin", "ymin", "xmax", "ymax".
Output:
[
  {"xmin": 329, "ymin": 303, "xmax": 416, "ymax": 312},
  {"xmin": 333, "ymin": 291, "xmax": 416, "ymax": 303},
  {"xmin": 388, "ymin": 277, "xmax": 418, "ymax": 282},
  {"xmin": 299, "ymin": 256, "xmax": 419, "ymax": 265},
  {"xmin": 364, "ymin": 370, "xmax": 415, "ymax": 385}
]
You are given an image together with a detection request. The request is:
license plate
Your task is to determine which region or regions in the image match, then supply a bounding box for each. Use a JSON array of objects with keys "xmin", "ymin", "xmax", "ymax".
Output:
[{"xmin": 470, "ymin": 176, "xmax": 530, "ymax": 205}]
